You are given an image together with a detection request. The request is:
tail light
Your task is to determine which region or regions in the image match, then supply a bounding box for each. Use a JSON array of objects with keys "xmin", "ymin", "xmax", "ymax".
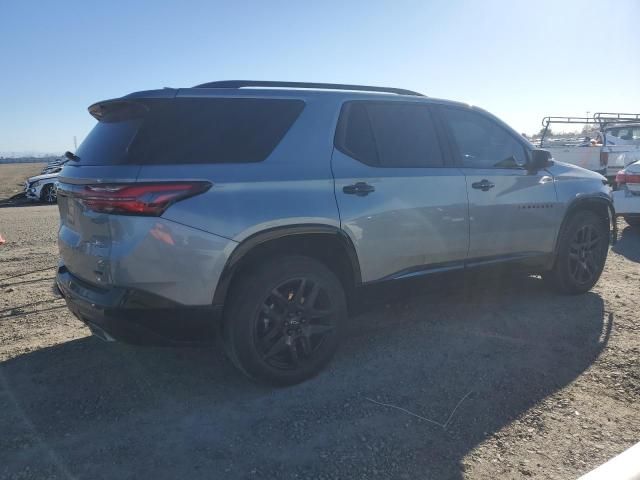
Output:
[
  {"xmin": 616, "ymin": 171, "xmax": 640, "ymax": 186},
  {"xmin": 600, "ymin": 151, "xmax": 609, "ymax": 167},
  {"xmin": 75, "ymin": 182, "xmax": 211, "ymax": 216}
]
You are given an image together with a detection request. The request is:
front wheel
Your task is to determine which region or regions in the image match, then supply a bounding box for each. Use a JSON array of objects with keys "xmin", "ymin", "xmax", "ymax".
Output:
[
  {"xmin": 222, "ymin": 255, "xmax": 347, "ymax": 386},
  {"xmin": 543, "ymin": 210, "xmax": 609, "ymax": 294},
  {"xmin": 40, "ymin": 184, "xmax": 57, "ymax": 204}
]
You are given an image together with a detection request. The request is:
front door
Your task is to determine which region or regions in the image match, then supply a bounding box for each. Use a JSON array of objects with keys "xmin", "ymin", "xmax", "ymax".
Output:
[{"xmin": 437, "ymin": 105, "xmax": 560, "ymax": 261}]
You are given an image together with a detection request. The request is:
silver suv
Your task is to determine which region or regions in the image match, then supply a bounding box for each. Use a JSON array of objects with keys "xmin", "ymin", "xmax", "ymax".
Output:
[{"xmin": 56, "ymin": 81, "xmax": 614, "ymax": 385}]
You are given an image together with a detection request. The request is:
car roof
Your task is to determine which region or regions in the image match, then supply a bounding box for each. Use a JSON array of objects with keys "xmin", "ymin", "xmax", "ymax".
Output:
[
  {"xmin": 117, "ymin": 80, "xmax": 470, "ymax": 108},
  {"xmin": 179, "ymin": 87, "xmax": 469, "ymax": 106},
  {"xmin": 94, "ymin": 82, "xmax": 482, "ymax": 121}
]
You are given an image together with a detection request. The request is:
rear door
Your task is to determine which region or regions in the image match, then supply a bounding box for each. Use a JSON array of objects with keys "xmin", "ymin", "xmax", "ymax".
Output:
[
  {"xmin": 332, "ymin": 100, "xmax": 469, "ymax": 282},
  {"xmin": 437, "ymin": 105, "xmax": 560, "ymax": 261}
]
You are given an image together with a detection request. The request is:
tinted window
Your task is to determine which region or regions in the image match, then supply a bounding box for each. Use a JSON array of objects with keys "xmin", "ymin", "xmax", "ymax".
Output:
[
  {"xmin": 441, "ymin": 107, "xmax": 527, "ymax": 168},
  {"xmin": 336, "ymin": 101, "xmax": 444, "ymax": 167},
  {"xmin": 76, "ymin": 98, "xmax": 304, "ymax": 165},
  {"xmin": 76, "ymin": 119, "xmax": 141, "ymax": 166},
  {"xmin": 341, "ymin": 103, "xmax": 378, "ymax": 165}
]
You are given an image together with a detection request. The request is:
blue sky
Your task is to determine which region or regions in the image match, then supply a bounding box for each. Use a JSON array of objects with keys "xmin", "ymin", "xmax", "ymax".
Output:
[{"xmin": 1, "ymin": 0, "xmax": 639, "ymax": 155}]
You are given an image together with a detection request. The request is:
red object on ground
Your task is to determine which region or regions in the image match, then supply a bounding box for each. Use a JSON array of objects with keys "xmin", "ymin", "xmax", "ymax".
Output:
[{"xmin": 0, "ymin": 234, "xmax": 5, "ymax": 245}]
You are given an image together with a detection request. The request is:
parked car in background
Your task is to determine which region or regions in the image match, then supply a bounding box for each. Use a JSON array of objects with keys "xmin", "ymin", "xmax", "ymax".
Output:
[
  {"xmin": 25, "ymin": 169, "xmax": 60, "ymax": 203},
  {"xmin": 538, "ymin": 114, "xmax": 640, "ymax": 183},
  {"xmin": 613, "ymin": 160, "xmax": 640, "ymax": 227},
  {"xmin": 55, "ymin": 81, "xmax": 615, "ymax": 385},
  {"xmin": 41, "ymin": 157, "xmax": 68, "ymax": 174}
]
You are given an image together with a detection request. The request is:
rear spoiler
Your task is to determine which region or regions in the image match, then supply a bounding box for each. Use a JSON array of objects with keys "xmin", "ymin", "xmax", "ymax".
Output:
[
  {"xmin": 87, "ymin": 99, "xmax": 151, "ymax": 121},
  {"xmin": 87, "ymin": 88, "xmax": 177, "ymax": 120}
]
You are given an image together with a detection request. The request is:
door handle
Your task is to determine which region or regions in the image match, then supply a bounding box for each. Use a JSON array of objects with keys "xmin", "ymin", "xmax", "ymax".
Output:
[
  {"xmin": 343, "ymin": 182, "xmax": 375, "ymax": 196},
  {"xmin": 471, "ymin": 179, "xmax": 495, "ymax": 192}
]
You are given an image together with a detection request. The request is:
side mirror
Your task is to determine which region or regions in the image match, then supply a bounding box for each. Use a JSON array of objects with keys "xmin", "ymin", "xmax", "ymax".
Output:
[
  {"xmin": 64, "ymin": 151, "xmax": 80, "ymax": 162},
  {"xmin": 528, "ymin": 149, "xmax": 553, "ymax": 172}
]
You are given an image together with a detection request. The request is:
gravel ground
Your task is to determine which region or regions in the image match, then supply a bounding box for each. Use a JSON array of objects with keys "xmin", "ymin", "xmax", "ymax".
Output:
[{"xmin": 0, "ymin": 199, "xmax": 638, "ymax": 479}]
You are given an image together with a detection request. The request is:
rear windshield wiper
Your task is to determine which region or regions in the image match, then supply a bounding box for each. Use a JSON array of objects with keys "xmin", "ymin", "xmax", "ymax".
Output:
[{"xmin": 65, "ymin": 151, "xmax": 80, "ymax": 162}]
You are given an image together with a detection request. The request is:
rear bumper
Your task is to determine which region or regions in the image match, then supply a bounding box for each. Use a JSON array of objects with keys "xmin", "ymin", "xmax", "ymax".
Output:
[
  {"xmin": 607, "ymin": 167, "xmax": 623, "ymax": 179},
  {"xmin": 56, "ymin": 265, "xmax": 222, "ymax": 345}
]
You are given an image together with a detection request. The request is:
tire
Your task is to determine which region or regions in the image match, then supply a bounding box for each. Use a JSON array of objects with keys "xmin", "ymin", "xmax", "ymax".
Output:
[
  {"xmin": 222, "ymin": 255, "xmax": 347, "ymax": 386},
  {"xmin": 543, "ymin": 210, "xmax": 609, "ymax": 294},
  {"xmin": 623, "ymin": 216, "xmax": 640, "ymax": 228},
  {"xmin": 40, "ymin": 184, "xmax": 57, "ymax": 204}
]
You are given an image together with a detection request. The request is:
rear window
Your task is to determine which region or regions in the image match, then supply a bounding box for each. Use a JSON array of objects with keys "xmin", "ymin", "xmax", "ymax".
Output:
[
  {"xmin": 76, "ymin": 97, "xmax": 305, "ymax": 165},
  {"xmin": 76, "ymin": 119, "xmax": 142, "ymax": 166},
  {"xmin": 335, "ymin": 101, "xmax": 444, "ymax": 168},
  {"xmin": 606, "ymin": 126, "xmax": 640, "ymax": 141}
]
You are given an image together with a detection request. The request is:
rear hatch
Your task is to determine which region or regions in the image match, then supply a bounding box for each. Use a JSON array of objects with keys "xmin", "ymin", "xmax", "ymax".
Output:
[
  {"xmin": 57, "ymin": 89, "xmax": 174, "ymax": 285},
  {"xmin": 58, "ymin": 89, "xmax": 305, "ymax": 288}
]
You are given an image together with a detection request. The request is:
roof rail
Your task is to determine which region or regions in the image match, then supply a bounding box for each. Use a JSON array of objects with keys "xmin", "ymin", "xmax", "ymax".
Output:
[
  {"xmin": 593, "ymin": 112, "xmax": 640, "ymax": 124},
  {"xmin": 192, "ymin": 80, "xmax": 425, "ymax": 97},
  {"xmin": 538, "ymin": 116, "xmax": 601, "ymax": 147},
  {"xmin": 541, "ymin": 116, "xmax": 600, "ymax": 127}
]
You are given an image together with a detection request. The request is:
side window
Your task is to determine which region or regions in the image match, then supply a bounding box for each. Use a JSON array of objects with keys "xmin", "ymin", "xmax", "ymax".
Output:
[
  {"xmin": 335, "ymin": 101, "xmax": 444, "ymax": 167},
  {"xmin": 340, "ymin": 102, "xmax": 378, "ymax": 166},
  {"xmin": 607, "ymin": 128, "xmax": 620, "ymax": 138},
  {"xmin": 440, "ymin": 107, "xmax": 527, "ymax": 168},
  {"xmin": 618, "ymin": 128, "xmax": 633, "ymax": 141}
]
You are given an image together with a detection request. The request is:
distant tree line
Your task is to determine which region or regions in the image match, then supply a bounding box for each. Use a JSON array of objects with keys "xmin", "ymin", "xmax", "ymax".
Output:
[
  {"xmin": 531, "ymin": 125, "xmax": 599, "ymax": 139},
  {"xmin": 0, "ymin": 156, "xmax": 59, "ymax": 164}
]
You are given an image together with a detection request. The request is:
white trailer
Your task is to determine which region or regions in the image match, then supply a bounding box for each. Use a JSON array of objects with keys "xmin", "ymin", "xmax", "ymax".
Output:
[{"xmin": 538, "ymin": 113, "xmax": 640, "ymax": 183}]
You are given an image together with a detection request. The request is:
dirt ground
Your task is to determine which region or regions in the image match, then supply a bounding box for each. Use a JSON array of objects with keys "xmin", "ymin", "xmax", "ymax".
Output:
[
  {"xmin": 0, "ymin": 163, "xmax": 46, "ymax": 200},
  {"xmin": 0, "ymin": 169, "xmax": 638, "ymax": 478}
]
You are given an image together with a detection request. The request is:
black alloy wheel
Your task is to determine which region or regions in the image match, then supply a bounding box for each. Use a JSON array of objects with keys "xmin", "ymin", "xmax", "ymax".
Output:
[
  {"xmin": 223, "ymin": 255, "xmax": 346, "ymax": 385},
  {"xmin": 543, "ymin": 210, "xmax": 608, "ymax": 294},
  {"xmin": 567, "ymin": 224, "xmax": 602, "ymax": 286},
  {"xmin": 255, "ymin": 277, "xmax": 335, "ymax": 370}
]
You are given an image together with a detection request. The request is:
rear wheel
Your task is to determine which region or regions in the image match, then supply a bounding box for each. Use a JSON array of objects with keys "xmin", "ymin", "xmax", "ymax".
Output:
[
  {"xmin": 223, "ymin": 255, "xmax": 346, "ymax": 386},
  {"xmin": 40, "ymin": 184, "xmax": 57, "ymax": 204},
  {"xmin": 543, "ymin": 210, "xmax": 608, "ymax": 294},
  {"xmin": 623, "ymin": 216, "xmax": 640, "ymax": 228}
]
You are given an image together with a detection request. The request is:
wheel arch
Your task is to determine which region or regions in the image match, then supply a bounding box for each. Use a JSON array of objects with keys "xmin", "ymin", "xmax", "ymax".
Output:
[
  {"xmin": 212, "ymin": 225, "xmax": 362, "ymax": 306},
  {"xmin": 554, "ymin": 194, "xmax": 615, "ymax": 254}
]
